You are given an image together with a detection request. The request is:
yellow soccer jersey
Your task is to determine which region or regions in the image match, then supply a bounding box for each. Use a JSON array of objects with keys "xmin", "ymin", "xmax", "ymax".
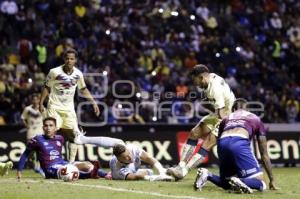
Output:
[
  {"xmin": 203, "ymin": 73, "xmax": 236, "ymax": 112},
  {"xmin": 45, "ymin": 65, "xmax": 86, "ymax": 111}
]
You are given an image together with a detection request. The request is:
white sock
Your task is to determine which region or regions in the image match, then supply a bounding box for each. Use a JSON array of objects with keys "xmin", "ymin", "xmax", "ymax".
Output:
[
  {"xmin": 76, "ymin": 135, "xmax": 124, "ymax": 147},
  {"xmin": 180, "ymin": 144, "xmax": 196, "ymax": 165},
  {"xmin": 186, "ymin": 153, "xmax": 205, "ymax": 170}
]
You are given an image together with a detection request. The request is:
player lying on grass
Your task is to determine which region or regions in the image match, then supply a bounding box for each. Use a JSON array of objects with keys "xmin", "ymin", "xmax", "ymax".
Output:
[
  {"xmin": 17, "ymin": 117, "xmax": 111, "ymax": 180},
  {"xmin": 0, "ymin": 161, "xmax": 13, "ymax": 176},
  {"xmin": 110, "ymin": 144, "xmax": 172, "ymax": 181},
  {"xmin": 194, "ymin": 99, "xmax": 278, "ymax": 193}
]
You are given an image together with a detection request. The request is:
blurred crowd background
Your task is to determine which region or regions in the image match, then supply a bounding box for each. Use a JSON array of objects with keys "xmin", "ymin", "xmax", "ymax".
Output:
[{"xmin": 0, "ymin": 0, "xmax": 299, "ymax": 125}]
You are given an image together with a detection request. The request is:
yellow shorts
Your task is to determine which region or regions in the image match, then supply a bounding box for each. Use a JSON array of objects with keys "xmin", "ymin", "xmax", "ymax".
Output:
[
  {"xmin": 200, "ymin": 114, "xmax": 222, "ymax": 137},
  {"xmin": 45, "ymin": 108, "xmax": 78, "ymax": 130}
]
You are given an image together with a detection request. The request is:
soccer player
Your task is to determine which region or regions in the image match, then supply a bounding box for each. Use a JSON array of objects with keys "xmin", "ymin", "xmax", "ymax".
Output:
[
  {"xmin": 17, "ymin": 117, "xmax": 110, "ymax": 180},
  {"xmin": 110, "ymin": 144, "xmax": 172, "ymax": 181},
  {"xmin": 0, "ymin": 161, "xmax": 13, "ymax": 176},
  {"xmin": 21, "ymin": 93, "xmax": 44, "ymax": 175},
  {"xmin": 167, "ymin": 64, "xmax": 235, "ymax": 180},
  {"xmin": 194, "ymin": 99, "xmax": 277, "ymax": 193},
  {"xmin": 39, "ymin": 48, "xmax": 123, "ymax": 162}
]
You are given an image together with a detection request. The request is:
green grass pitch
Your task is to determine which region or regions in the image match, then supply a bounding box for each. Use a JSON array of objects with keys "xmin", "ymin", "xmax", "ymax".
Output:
[{"xmin": 0, "ymin": 168, "xmax": 299, "ymax": 199}]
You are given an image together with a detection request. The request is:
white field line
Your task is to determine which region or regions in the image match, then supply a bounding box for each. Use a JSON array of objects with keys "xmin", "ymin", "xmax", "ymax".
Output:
[{"xmin": 0, "ymin": 178, "xmax": 205, "ymax": 199}]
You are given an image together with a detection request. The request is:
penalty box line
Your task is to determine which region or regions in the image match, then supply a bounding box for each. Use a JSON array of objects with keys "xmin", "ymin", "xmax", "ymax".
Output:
[{"xmin": 1, "ymin": 178, "xmax": 205, "ymax": 199}]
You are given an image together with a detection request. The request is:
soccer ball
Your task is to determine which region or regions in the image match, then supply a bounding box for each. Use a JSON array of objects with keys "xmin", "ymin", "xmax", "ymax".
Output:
[{"xmin": 57, "ymin": 164, "xmax": 80, "ymax": 182}]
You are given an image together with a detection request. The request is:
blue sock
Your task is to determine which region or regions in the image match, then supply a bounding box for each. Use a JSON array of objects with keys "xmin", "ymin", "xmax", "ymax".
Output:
[
  {"xmin": 208, "ymin": 174, "xmax": 231, "ymax": 190},
  {"xmin": 198, "ymin": 148, "xmax": 209, "ymax": 156},
  {"xmin": 98, "ymin": 169, "xmax": 108, "ymax": 178},
  {"xmin": 187, "ymin": 139, "xmax": 198, "ymax": 146},
  {"xmin": 241, "ymin": 178, "xmax": 265, "ymax": 191}
]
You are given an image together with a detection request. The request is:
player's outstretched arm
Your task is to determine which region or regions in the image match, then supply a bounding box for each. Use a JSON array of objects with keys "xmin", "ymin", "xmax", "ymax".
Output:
[
  {"xmin": 17, "ymin": 148, "xmax": 32, "ymax": 180},
  {"xmin": 140, "ymin": 151, "xmax": 166, "ymax": 175},
  {"xmin": 80, "ymin": 88, "xmax": 100, "ymax": 116},
  {"xmin": 125, "ymin": 170, "xmax": 149, "ymax": 180},
  {"xmin": 39, "ymin": 86, "xmax": 50, "ymax": 113},
  {"xmin": 258, "ymin": 135, "xmax": 279, "ymax": 190}
]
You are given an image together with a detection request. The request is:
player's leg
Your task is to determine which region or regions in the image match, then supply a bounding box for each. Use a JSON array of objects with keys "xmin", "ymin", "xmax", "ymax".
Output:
[
  {"xmin": 73, "ymin": 161, "xmax": 110, "ymax": 179},
  {"xmin": 167, "ymin": 121, "xmax": 208, "ymax": 180},
  {"xmin": 231, "ymin": 138, "xmax": 266, "ymax": 192},
  {"xmin": 62, "ymin": 110, "xmax": 124, "ymax": 148},
  {"xmin": 186, "ymin": 115, "xmax": 220, "ymax": 171},
  {"xmin": 194, "ymin": 137, "xmax": 234, "ymax": 191},
  {"xmin": 186, "ymin": 131, "xmax": 216, "ymax": 171},
  {"xmin": 59, "ymin": 110, "xmax": 79, "ymax": 163},
  {"xmin": 0, "ymin": 161, "xmax": 13, "ymax": 176},
  {"xmin": 167, "ymin": 115, "xmax": 218, "ymax": 180},
  {"xmin": 74, "ymin": 132, "xmax": 124, "ymax": 147}
]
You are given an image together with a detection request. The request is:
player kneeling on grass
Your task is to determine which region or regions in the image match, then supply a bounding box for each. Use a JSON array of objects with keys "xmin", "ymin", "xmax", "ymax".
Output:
[
  {"xmin": 110, "ymin": 144, "xmax": 172, "ymax": 181},
  {"xmin": 194, "ymin": 99, "xmax": 278, "ymax": 193},
  {"xmin": 17, "ymin": 117, "xmax": 111, "ymax": 181}
]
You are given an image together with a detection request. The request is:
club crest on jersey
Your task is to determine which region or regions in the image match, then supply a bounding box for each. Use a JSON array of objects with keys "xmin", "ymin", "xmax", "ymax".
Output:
[{"xmin": 50, "ymin": 150, "xmax": 59, "ymax": 156}]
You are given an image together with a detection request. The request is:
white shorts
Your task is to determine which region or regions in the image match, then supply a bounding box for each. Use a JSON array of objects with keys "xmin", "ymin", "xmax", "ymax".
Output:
[{"xmin": 45, "ymin": 108, "xmax": 78, "ymax": 130}]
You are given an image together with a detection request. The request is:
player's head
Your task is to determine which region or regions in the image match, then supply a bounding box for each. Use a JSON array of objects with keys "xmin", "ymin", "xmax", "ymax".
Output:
[
  {"xmin": 189, "ymin": 64, "xmax": 210, "ymax": 88},
  {"xmin": 43, "ymin": 117, "xmax": 57, "ymax": 138},
  {"xmin": 113, "ymin": 144, "xmax": 133, "ymax": 164},
  {"xmin": 232, "ymin": 98, "xmax": 247, "ymax": 112},
  {"xmin": 31, "ymin": 93, "xmax": 40, "ymax": 106},
  {"xmin": 63, "ymin": 48, "xmax": 78, "ymax": 69}
]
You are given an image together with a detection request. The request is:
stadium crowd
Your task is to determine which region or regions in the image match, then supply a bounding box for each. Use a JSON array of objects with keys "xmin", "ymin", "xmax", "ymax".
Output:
[{"xmin": 0, "ymin": 0, "xmax": 299, "ymax": 124}]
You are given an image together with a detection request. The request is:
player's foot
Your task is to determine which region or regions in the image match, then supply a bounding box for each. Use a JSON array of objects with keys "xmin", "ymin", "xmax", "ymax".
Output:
[
  {"xmin": 229, "ymin": 177, "xmax": 253, "ymax": 194},
  {"xmin": 90, "ymin": 161, "xmax": 101, "ymax": 179},
  {"xmin": 166, "ymin": 165, "xmax": 187, "ymax": 181},
  {"xmin": 194, "ymin": 168, "xmax": 209, "ymax": 191},
  {"xmin": 73, "ymin": 128, "xmax": 86, "ymax": 142},
  {"xmin": 0, "ymin": 161, "xmax": 13, "ymax": 176}
]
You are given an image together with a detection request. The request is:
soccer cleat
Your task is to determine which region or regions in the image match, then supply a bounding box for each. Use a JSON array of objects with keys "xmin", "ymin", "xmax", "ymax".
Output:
[
  {"xmin": 0, "ymin": 161, "xmax": 13, "ymax": 176},
  {"xmin": 73, "ymin": 127, "xmax": 87, "ymax": 145},
  {"xmin": 166, "ymin": 166, "xmax": 187, "ymax": 181},
  {"xmin": 193, "ymin": 168, "xmax": 209, "ymax": 191},
  {"xmin": 229, "ymin": 177, "xmax": 253, "ymax": 194}
]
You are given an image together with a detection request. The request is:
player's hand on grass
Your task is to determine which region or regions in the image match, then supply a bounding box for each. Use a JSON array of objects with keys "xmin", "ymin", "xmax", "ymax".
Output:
[
  {"xmin": 92, "ymin": 102, "xmax": 100, "ymax": 116},
  {"xmin": 17, "ymin": 171, "xmax": 22, "ymax": 181},
  {"xmin": 269, "ymin": 181, "xmax": 279, "ymax": 190}
]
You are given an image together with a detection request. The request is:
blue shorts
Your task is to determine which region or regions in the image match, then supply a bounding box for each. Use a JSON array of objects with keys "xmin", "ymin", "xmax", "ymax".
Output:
[
  {"xmin": 44, "ymin": 160, "xmax": 68, "ymax": 179},
  {"xmin": 217, "ymin": 136, "xmax": 262, "ymax": 179}
]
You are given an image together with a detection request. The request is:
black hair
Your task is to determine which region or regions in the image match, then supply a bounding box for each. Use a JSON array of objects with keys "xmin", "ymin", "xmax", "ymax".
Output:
[
  {"xmin": 113, "ymin": 144, "xmax": 126, "ymax": 157},
  {"xmin": 63, "ymin": 48, "xmax": 78, "ymax": 58},
  {"xmin": 43, "ymin": 117, "xmax": 57, "ymax": 126},
  {"xmin": 189, "ymin": 64, "xmax": 210, "ymax": 78},
  {"xmin": 232, "ymin": 98, "xmax": 248, "ymax": 111}
]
